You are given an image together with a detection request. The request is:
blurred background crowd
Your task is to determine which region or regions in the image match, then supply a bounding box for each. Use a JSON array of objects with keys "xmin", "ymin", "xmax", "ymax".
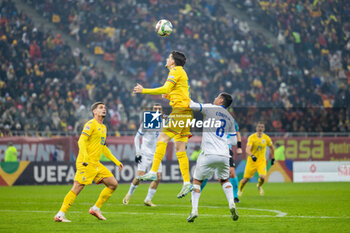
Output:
[{"xmin": 0, "ymin": 0, "xmax": 349, "ymax": 136}]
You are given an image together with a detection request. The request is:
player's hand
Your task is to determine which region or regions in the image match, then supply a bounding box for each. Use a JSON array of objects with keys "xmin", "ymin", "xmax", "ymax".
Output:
[
  {"xmin": 251, "ymin": 155, "xmax": 257, "ymax": 162},
  {"xmin": 236, "ymin": 148, "xmax": 242, "ymax": 155},
  {"xmin": 135, "ymin": 155, "xmax": 142, "ymax": 164},
  {"xmin": 82, "ymin": 162, "xmax": 88, "ymax": 167},
  {"xmin": 133, "ymin": 83, "xmax": 143, "ymax": 94},
  {"xmin": 271, "ymin": 158, "xmax": 275, "ymax": 166},
  {"xmin": 118, "ymin": 163, "xmax": 124, "ymax": 171},
  {"xmin": 229, "ymin": 167, "xmax": 236, "ymax": 178},
  {"xmin": 162, "ymin": 94, "xmax": 168, "ymax": 99}
]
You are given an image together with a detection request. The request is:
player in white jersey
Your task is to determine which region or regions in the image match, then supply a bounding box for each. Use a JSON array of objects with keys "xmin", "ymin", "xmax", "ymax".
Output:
[
  {"xmin": 123, "ymin": 104, "xmax": 163, "ymax": 207},
  {"xmin": 187, "ymin": 93, "xmax": 239, "ymax": 222}
]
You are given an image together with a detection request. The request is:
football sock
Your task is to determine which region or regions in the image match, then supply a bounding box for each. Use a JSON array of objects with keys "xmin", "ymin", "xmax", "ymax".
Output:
[
  {"xmin": 145, "ymin": 188, "xmax": 157, "ymax": 202},
  {"xmin": 200, "ymin": 179, "xmax": 208, "ymax": 191},
  {"xmin": 176, "ymin": 151, "xmax": 190, "ymax": 183},
  {"xmin": 239, "ymin": 180, "xmax": 246, "ymax": 191},
  {"xmin": 59, "ymin": 190, "xmax": 77, "ymax": 213},
  {"xmin": 230, "ymin": 177, "xmax": 239, "ymax": 198},
  {"xmin": 222, "ymin": 182, "xmax": 234, "ymax": 207},
  {"xmin": 191, "ymin": 190, "xmax": 201, "ymax": 214},
  {"xmin": 151, "ymin": 141, "xmax": 167, "ymax": 173},
  {"xmin": 127, "ymin": 183, "xmax": 138, "ymax": 196},
  {"xmin": 95, "ymin": 187, "xmax": 114, "ymax": 209},
  {"xmin": 258, "ymin": 178, "xmax": 264, "ymax": 187}
]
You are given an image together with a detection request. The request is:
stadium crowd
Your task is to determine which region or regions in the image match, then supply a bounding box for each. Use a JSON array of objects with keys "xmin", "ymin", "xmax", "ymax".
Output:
[{"xmin": 0, "ymin": 0, "xmax": 349, "ymax": 136}]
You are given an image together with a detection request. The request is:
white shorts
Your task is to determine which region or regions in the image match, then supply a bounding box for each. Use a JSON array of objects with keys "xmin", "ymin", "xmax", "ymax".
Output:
[
  {"xmin": 193, "ymin": 153, "xmax": 230, "ymax": 180},
  {"xmin": 137, "ymin": 153, "xmax": 162, "ymax": 173}
]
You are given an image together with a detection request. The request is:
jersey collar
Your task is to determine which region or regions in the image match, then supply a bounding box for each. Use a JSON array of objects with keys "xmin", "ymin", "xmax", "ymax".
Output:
[{"xmin": 219, "ymin": 105, "xmax": 226, "ymax": 109}]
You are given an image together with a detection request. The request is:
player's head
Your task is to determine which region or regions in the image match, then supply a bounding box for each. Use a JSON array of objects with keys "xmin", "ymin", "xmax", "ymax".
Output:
[
  {"xmin": 166, "ymin": 51, "xmax": 186, "ymax": 68},
  {"xmin": 256, "ymin": 121, "xmax": 265, "ymax": 133},
  {"xmin": 91, "ymin": 102, "xmax": 106, "ymax": 118},
  {"xmin": 214, "ymin": 92, "xmax": 233, "ymax": 108},
  {"xmin": 8, "ymin": 142, "xmax": 13, "ymax": 147},
  {"xmin": 153, "ymin": 103, "xmax": 163, "ymax": 114}
]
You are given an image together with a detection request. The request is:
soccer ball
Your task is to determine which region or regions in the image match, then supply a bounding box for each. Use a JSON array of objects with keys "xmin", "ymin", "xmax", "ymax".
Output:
[{"xmin": 155, "ymin": 19, "xmax": 173, "ymax": 37}]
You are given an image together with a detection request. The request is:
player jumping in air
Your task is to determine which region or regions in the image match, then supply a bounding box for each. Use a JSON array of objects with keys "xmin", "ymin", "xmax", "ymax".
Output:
[
  {"xmin": 133, "ymin": 51, "xmax": 193, "ymax": 198},
  {"xmin": 123, "ymin": 104, "xmax": 163, "ymax": 207},
  {"xmin": 187, "ymin": 93, "xmax": 239, "ymax": 222},
  {"xmin": 54, "ymin": 102, "xmax": 123, "ymax": 222},
  {"xmin": 238, "ymin": 121, "xmax": 275, "ymax": 196}
]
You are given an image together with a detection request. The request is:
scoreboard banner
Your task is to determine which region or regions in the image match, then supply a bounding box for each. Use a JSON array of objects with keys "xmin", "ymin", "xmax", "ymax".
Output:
[
  {"xmin": 0, "ymin": 136, "xmax": 349, "ymax": 162},
  {"xmin": 293, "ymin": 161, "xmax": 350, "ymax": 182}
]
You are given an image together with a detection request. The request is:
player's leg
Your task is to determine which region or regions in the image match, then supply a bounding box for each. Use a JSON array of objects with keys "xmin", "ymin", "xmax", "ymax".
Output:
[
  {"xmin": 200, "ymin": 178, "xmax": 208, "ymax": 191},
  {"xmin": 90, "ymin": 164, "xmax": 117, "ymax": 220},
  {"xmin": 123, "ymin": 170, "xmax": 144, "ymax": 205},
  {"xmin": 54, "ymin": 182, "xmax": 84, "ymax": 222},
  {"xmin": 217, "ymin": 156, "xmax": 238, "ymax": 221},
  {"xmin": 229, "ymin": 166, "xmax": 239, "ymax": 203},
  {"xmin": 187, "ymin": 154, "xmax": 211, "ymax": 222},
  {"xmin": 187, "ymin": 178, "xmax": 202, "ymax": 222},
  {"xmin": 144, "ymin": 172, "xmax": 161, "ymax": 207},
  {"xmin": 256, "ymin": 164, "xmax": 267, "ymax": 196},
  {"xmin": 174, "ymin": 137, "xmax": 193, "ymax": 198},
  {"xmin": 137, "ymin": 133, "xmax": 171, "ymax": 181},
  {"xmin": 238, "ymin": 163, "xmax": 256, "ymax": 196}
]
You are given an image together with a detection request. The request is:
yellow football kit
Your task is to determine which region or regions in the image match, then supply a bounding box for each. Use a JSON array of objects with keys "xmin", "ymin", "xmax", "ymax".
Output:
[
  {"xmin": 142, "ymin": 66, "xmax": 192, "ymax": 142},
  {"xmin": 243, "ymin": 133, "xmax": 272, "ymax": 178},
  {"xmin": 74, "ymin": 118, "xmax": 121, "ymax": 185},
  {"xmin": 142, "ymin": 65, "xmax": 192, "ymax": 182}
]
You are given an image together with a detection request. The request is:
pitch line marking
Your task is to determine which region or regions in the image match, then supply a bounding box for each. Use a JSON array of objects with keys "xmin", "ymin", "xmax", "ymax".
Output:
[{"xmin": 0, "ymin": 209, "xmax": 349, "ymax": 219}]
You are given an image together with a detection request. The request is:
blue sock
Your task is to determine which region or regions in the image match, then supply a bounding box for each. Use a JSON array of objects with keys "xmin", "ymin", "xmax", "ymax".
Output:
[
  {"xmin": 200, "ymin": 179, "xmax": 208, "ymax": 191},
  {"xmin": 230, "ymin": 177, "xmax": 239, "ymax": 198}
]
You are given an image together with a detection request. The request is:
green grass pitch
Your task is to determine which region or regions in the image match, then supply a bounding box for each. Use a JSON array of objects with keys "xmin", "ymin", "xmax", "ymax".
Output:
[{"xmin": 1, "ymin": 182, "xmax": 350, "ymax": 233}]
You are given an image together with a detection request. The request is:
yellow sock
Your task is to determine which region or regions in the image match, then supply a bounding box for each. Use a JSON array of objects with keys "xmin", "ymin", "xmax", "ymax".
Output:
[
  {"xmin": 238, "ymin": 180, "xmax": 246, "ymax": 191},
  {"xmin": 59, "ymin": 190, "xmax": 77, "ymax": 213},
  {"xmin": 176, "ymin": 151, "xmax": 190, "ymax": 183},
  {"xmin": 95, "ymin": 187, "xmax": 114, "ymax": 209},
  {"xmin": 151, "ymin": 141, "xmax": 167, "ymax": 172},
  {"xmin": 258, "ymin": 178, "xmax": 264, "ymax": 187}
]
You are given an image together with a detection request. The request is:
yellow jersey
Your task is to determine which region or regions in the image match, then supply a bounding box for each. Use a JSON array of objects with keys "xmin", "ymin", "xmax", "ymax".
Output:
[
  {"xmin": 247, "ymin": 133, "xmax": 272, "ymax": 162},
  {"xmin": 76, "ymin": 118, "xmax": 107, "ymax": 165},
  {"xmin": 142, "ymin": 66, "xmax": 191, "ymax": 108}
]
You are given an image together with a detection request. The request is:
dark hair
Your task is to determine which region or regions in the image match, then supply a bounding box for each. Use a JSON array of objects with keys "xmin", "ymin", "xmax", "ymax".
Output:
[
  {"xmin": 171, "ymin": 51, "xmax": 186, "ymax": 67},
  {"xmin": 91, "ymin": 102, "xmax": 105, "ymax": 116},
  {"xmin": 257, "ymin": 121, "xmax": 265, "ymax": 126},
  {"xmin": 220, "ymin": 92, "xmax": 233, "ymax": 108},
  {"xmin": 153, "ymin": 103, "xmax": 162, "ymax": 107}
]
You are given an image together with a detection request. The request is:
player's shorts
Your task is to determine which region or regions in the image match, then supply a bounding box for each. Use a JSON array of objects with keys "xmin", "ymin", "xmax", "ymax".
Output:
[
  {"xmin": 137, "ymin": 153, "xmax": 162, "ymax": 173},
  {"xmin": 163, "ymin": 109, "xmax": 193, "ymax": 142},
  {"xmin": 243, "ymin": 160, "xmax": 267, "ymax": 179},
  {"xmin": 74, "ymin": 162, "xmax": 114, "ymax": 185},
  {"xmin": 193, "ymin": 153, "xmax": 230, "ymax": 180}
]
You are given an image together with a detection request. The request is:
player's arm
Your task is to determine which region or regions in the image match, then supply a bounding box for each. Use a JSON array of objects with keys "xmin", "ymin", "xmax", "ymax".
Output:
[
  {"xmin": 189, "ymin": 100, "xmax": 203, "ymax": 111},
  {"xmin": 78, "ymin": 135, "xmax": 89, "ymax": 166},
  {"xmin": 102, "ymin": 145, "xmax": 123, "ymax": 169},
  {"xmin": 236, "ymin": 131, "xmax": 242, "ymax": 155},
  {"xmin": 268, "ymin": 137, "xmax": 275, "ymax": 165},
  {"xmin": 133, "ymin": 79, "xmax": 175, "ymax": 95},
  {"xmin": 246, "ymin": 137, "xmax": 257, "ymax": 162},
  {"xmin": 134, "ymin": 127, "xmax": 143, "ymax": 164},
  {"xmin": 78, "ymin": 123, "xmax": 94, "ymax": 166}
]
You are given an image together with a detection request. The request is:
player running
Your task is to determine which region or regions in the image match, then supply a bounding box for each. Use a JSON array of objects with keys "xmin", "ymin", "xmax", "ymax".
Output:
[
  {"xmin": 123, "ymin": 104, "xmax": 163, "ymax": 207},
  {"xmin": 54, "ymin": 102, "xmax": 123, "ymax": 222},
  {"xmin": 133, "ymin": 51, "xmax": 193, "ymax": 198},
  {"xmin": 238, "ymin": 121, "xmax": 275, "ymax": 196},
  {"xmin": 187, "ymin": 93, "xmax": 239, "ymax": 222}
]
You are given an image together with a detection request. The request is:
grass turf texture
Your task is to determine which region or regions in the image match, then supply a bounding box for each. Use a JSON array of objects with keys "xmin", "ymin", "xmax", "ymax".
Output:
[{"xmin": 0, "ymin": 182, "xmax": 350, "ymax": 233}]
